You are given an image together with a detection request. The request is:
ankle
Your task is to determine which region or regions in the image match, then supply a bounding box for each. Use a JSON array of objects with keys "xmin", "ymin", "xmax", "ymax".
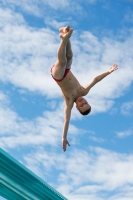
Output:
[{"xmin": 60, "ymin": 39, "xmax": 68, "ymax": 47}]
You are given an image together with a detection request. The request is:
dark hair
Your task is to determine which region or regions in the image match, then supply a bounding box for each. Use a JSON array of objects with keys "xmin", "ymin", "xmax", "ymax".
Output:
[{"xmin": 79, "ymin": 107, "xmax": 91, "ymax": 116}]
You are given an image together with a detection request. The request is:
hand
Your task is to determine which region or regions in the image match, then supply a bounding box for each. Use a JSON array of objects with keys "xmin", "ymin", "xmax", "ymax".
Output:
[
  {"xmin": 108, "ymin": 63, "xmax": 118, "ymax": 73},
  {"xmin": 62, "ymin": 138, "xmax": 70, "ymax": 152}
]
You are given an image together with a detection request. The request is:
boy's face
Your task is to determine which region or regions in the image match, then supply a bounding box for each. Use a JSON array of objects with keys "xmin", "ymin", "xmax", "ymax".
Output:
[{"xmin": 76, "ymin": 97, "xmax": 91, "ymax": 113}]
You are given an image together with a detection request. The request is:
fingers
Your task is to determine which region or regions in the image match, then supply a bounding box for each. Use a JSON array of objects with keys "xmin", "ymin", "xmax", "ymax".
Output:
[
  {"xmin": 113, "ymin": 63, "xmax": 118, "ymax": 68},
  {"xmin": 109, "ymin": 63, "xmax": 118, "ymax": 73},
  {"xmin": 62, "ymin": 141, "xmax": 66, "ymax": 152},
  {"xmin": 111, "ymin": 64, "xmax": 118, "ymax": 69},
  {"xmin": 67, "ymin": 141, "xmax": 70, "ymax": 146},
  {"xmin": 62, "ymin": 140, "xmax": 70, "ymax": 152},
  {"xmin": 113, "ymin": 63, "xmax": 118, "ymax": 70},
  {"xmin": 59, "ymin": 27, "xmax": 64, "ymax": 33},
  {"xmin": 63, "ymin": 145, "xmax": 66, "ymax": 152}
]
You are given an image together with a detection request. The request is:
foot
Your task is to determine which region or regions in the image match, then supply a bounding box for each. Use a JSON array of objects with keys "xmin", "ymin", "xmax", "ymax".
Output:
[{"xmin": 59, "ymin": 25, "xmax": 73, "ymax": 41}]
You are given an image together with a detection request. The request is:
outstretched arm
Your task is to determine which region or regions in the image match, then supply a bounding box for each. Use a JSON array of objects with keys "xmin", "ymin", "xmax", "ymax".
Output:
[
  {"xmin": 83, "ymin": 64, "xmax": 118, "ymax": 96},
  {"xmin": 62, "ymin": 101, "xmax": 73, "ymax": 152}
]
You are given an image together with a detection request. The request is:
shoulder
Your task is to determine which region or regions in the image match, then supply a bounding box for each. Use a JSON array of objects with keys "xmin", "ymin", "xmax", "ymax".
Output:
[
  {"xmin": 81, "ymin": 86, "xmax": 89, "ymax": 96},
  {"xmin": 63, "ymin": 95, "xmax": 74, "ymax": 108},
  {"xmin": 82, "ymin": 78, "xmax": 98, "ymax": 96}
]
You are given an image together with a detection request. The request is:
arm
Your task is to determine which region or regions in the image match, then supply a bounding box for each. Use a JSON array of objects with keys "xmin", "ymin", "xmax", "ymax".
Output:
[
  {"xmin": 83, "ymin": 64, "xmax": 118, "ymax": 95},
  {"xmin": 62, "ymin": 101, "xmax": 73, "ymax": 152}
]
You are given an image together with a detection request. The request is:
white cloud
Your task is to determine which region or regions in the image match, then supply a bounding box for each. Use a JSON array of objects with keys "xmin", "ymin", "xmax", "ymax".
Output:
[
  {"xmin": 0, "ymin": 91, "xmax": 9, "ymax": 106},
  {"xmin": 121, "ymin": 100, "xmax": 133, "ymax": 116},
  {"xmin": 0, "ymin": 8, "xmax": 61, "ymax": 97},
  {"xmin": 0, "ymin": 0, "xmax": 83, "ymax": 16},
  {"xmin": 89, "ymin": 136, "xmax": 105, "ymax": 143},
  {"xmin": 0, "ymin": 3, "xmax": 133, "ymax": 200},
  {"xmin": 0, "ymin": 91, "xmax": 84, "ymax": 149},
  {"xmin": 0, "ymin": 89, "xmax": 59, "ymax": 148},
  {"xmin": 0, "ymin": 104, "xmax": 62, "ymax": 148},
  {"xmin": 0, "ymin": 0, "xmax": 42, "ymax": 16},
  {"xmin": 0, "ymin": 7, "xmax": 25, "ymax": 27},
  {"xmin": 123, "ymin": 8, "xmax": 133, "ymax": 24},
  {"xmin": 44, "ymin": 18, "xmax": 69, "ymax": 30},
  {"xmin": 42, "ymin": 0, "xmax": 69, "ymax": 9},
  {"xmin": 116, "ymin": 129, "xmax": 133, "ymax": 138},
  {"xmin": 23, "ymin": 147, "xmax": 133, "ymax": 200},
  {"xmin": 72, "ymin": 29, "xmax": 133, "ymax": 101},
  {"xmin": 0, "ymin": 8, "xmax": 133, "ymax": 115},
  {"xmin": 87, "ymin": 97, "xmax": 114, "ymax": 114}
]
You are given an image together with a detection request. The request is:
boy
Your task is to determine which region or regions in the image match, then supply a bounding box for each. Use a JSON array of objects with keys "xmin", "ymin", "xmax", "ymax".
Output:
[{"xmin": 51, "ymin": 26, "xmax": 118, "ymax": 152}]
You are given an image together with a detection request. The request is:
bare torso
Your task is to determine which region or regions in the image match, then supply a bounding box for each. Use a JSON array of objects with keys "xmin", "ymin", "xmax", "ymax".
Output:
[{"xmin": 56, "ymin": 71, "xmax": 85, "ymax": 103}]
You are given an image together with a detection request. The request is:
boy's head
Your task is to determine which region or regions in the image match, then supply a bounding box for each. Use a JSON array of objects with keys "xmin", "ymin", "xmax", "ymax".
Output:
[{"xmin": 75, "ymin": 97, "xmax": 91, "ymax": 115}]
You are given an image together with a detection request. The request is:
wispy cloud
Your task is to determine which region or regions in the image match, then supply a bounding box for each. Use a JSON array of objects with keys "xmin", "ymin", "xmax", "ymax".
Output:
[
  {"xmin": 44, "ymin": 18, "xmax": 69, "ymax": 30},
  {"xmin": 1, "ymin": 8, "xmax": 133, "ymax": 115},
  {"xmin": 116, "ymin": 129, "xmax": 133, "ymax": 138},
  {"xmin": 23, "ymin": 147, "xmax": 133, "ymax": 200},
  {"xmin": 42, "ymin": 0, "xmax": 69, "ymax": 9},
  {"xmin": 124, "ymin": 9, "xmax": 133, "ymax": 24},
  {"xmin": 121, "ymin": 100, "xmax": 133, "ymax": 116},
  {"xmin": 0, "ymin": 91, "xmax": 9, "ymax": 106},
  {"xmin": 0, "ymin": 0, "xmax": 85, "ymax": 17},
  {"xmin": 0, "ymin": 2, "xmax": 133, "ymax": 200},
  {"xmin": 89, "ymin": 136, "xmax": 105, "ymax": 143},
  {"xmin": 0, "ymin": 90, "xmax": 83, "ymax": 149},
  {"xmin": 0, "ymin": 104, "xmax": 62, "ymax": 148},
  {"xmin": 0, "ymin": 0, "xmax": 43, "ymax": 16}
]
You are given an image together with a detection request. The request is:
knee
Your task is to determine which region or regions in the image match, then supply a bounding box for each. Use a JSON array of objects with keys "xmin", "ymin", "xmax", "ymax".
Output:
[{"xmin": 59, "ymin": 59, "xmax": 67, "ymax": 67}]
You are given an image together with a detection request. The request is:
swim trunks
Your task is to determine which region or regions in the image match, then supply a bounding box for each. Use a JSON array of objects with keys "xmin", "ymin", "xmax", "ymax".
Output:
[{"xmin": 50, "ymin": 65, "xmax": 70, "ymax": 82}]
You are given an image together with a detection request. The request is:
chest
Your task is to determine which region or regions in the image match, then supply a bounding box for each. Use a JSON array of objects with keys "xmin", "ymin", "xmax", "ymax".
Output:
[{"xmin": 58, "ymin": 71, "xmax": 85, "ymax": 99}]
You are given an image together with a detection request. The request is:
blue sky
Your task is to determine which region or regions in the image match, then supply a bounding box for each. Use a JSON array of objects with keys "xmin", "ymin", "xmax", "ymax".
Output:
[{"xmin": 0, "ymin": 0, "xmax": 133, "ymax": 199}]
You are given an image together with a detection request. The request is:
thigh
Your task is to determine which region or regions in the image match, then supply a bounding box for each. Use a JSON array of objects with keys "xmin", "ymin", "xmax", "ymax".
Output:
[{"xmin": 51, "ymin": 60, "xmax": 66, "ymax": 80}]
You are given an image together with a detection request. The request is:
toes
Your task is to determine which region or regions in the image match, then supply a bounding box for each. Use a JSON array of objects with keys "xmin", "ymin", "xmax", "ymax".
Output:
[
  {"xmin": 59, "ymin": 27, "xmax": 64, "ymax": 33},
  {"xmin": 59, "ymin": 26, "xmax": 70, "ymax": 33},
  {"xmin": 69, "ymin": 28, "xmax": 73, "ymax": 35},
  {"xmin": 65, "ymin": 25, "xmax": 70, "ymax": 32},
  {"xmin": 59, "ymin": 28, "xmax": 73, "ymax": 39},
  {"xmin": 59, "ymin": 33, "xmax": 63, "ymax": 39}
]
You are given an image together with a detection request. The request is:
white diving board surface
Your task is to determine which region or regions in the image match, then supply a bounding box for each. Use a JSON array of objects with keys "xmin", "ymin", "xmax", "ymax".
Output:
[{"xmin": 0, "ymin": 148, "xmax": 68, "ymax": 200}]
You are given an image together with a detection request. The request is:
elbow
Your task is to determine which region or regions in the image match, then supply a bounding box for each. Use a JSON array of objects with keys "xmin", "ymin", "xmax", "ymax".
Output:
[
  {"xmin": 64, "ymin": 119, "xmax": 69, "ymax": 124},
  {"xmin": 94, "ymin": 77, "xmax": 99, "ymax": 83}
]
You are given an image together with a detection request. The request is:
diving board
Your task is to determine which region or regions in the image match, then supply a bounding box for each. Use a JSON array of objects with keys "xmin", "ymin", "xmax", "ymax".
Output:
[{"xmin": 0, "ymin": 148, "xmax": 68, "ymax": 200}]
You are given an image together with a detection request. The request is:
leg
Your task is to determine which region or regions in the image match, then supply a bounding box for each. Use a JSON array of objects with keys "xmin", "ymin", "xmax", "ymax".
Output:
[
  {"xmin": 52, "ymin": 26, "xmax": 73, "ymax": 80},
  {"xmin": 66, "ymin": 40, "xmax": 73, "ymax": 69},
  {"xmin": 52, "ymin": 40, "xmax": 68, "ymax": 80}
]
